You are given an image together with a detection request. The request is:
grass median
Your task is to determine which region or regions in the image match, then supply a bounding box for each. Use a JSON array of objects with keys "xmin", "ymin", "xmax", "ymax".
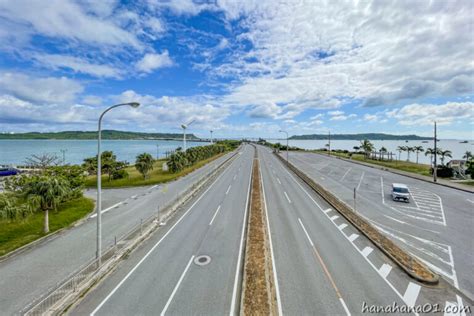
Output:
[
  {"xmin": 0, "ymin": 197, "xmax": 94, "ymax": 256},
  {"xmin": 314, "ymin": 151, "xmax": 432, "ymax": 177},
  {"xmin": 85, "ymin": 153, "xmax": 225, "ymax": 189}
]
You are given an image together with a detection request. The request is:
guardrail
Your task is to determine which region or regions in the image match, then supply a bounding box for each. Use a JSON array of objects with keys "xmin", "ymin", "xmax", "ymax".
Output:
[
  {"xmin": 273, "ymin": 151, "xmax": 439, "ymax": 285},
  {"xmin": 23, "ymin": 148, "xmax": 241, "ymax": 315}
]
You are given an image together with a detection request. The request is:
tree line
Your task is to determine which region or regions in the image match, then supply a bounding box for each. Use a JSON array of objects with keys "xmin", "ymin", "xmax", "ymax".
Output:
[{"xmin": 167, "ymin": 141, "xmax": 240, "ymax": 173}]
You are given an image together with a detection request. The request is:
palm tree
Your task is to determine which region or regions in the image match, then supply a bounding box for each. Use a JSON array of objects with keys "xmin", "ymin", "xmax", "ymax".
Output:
[
  {"xmin": 22, "ymin": 176, "xmax": 70, "ymax": 233},
  {"xmin": 425, "ymin": 148, "xmax": 435, "ymax": 166},
  {"xmin": 360, "ymin": 139, "xmax": 375, "ymax": 159},
  {"xmin": 397, "ymin": 146, "xmax": 406, "ymax": 161},
  {"xmin": 463, "ymin": 151, "xmax": 472, "ymax": 160},
  {"xmin": 135, "ymin": 153, "xmax": 154, "ymax": 179},
  {"xmin": 439, "ymin": 149, "xmax": 452, "ymax": 166},
  {"xmin": 405, "ymin": 146, "xmax": 414, "ymax": 162},
  {"xmin": 380, "ymin": 146, "xmax": 387, "ymax": 160},
  {"xmin": 413, "ymin": 146, "xmax": 424, "ymax": 164}
]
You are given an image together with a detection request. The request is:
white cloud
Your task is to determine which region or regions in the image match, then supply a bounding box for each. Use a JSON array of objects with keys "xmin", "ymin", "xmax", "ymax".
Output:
[
  {"xmin": 387, "ymin": 101, "xmax": 474, "ymax": 126},
  {"xmin": 0, "ymin": 0, "xmax": 141, "ymax": 48},
  {"xmin": 136, "ymin": 51, "xmax": 174, "ymax": 73},
  {"xmin": 0, "ymin": 72, "xmax": 83, "ymax": 104},
  {"xmin": 32, "ymin": 53, "xmax": 122, "ymax": 78},
  {"xmin": 214, "ymin": 0, "xmax": 473, "ymax": 113}
]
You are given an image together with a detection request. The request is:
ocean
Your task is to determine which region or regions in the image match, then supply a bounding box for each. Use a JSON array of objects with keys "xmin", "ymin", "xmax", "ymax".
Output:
[
  {"xmin": 0, "ymin": 139, "xmax": 210, "ymax": 166},
  {"xmin": 267, "ymin": 139, "xmax": 473, "ymax": 165}
]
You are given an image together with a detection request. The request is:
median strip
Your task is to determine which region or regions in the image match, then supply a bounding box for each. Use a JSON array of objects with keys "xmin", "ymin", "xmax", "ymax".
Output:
[
  {"xmin": 274, "ymin": 152, "xmax": 439, "ymax": 285},
  {"xmin": 241, "ymin": 150, "xmax": 279, "ymax": 315}
]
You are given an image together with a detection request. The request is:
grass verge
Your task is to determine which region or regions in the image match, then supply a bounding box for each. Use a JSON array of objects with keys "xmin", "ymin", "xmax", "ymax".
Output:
[
  {"xmin": 0, "ymin": 197, "xmax": 94, "ymax": 256},
  {"xmin": 242, "ymin": 156, "xmax": 276, "ymax": 314},
  {"xmin": 85, "ymin": 153, "xmax": 225, "ymax": 188},
  {"xmin": 314, "ymin": 151, "xmax": 432, "ymax": 177}
]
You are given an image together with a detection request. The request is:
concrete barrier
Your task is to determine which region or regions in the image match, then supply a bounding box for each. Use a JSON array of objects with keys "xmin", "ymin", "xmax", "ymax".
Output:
[{"xmin": 274, "ymin": 152, "xmax": 439, "ymax": 285}]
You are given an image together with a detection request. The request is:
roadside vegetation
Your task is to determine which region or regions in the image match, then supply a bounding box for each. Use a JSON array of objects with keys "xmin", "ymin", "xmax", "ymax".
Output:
[
  {"xmin": 313, "ymin": 140, "xmax": 474, "ymax": 180},
  {"xmin": 0, "ymin": 140, "xmax": 241, "ymax": 255},
  {"xmin": 0, "ymin": 164, "xmax": 94, "ymax": 256},
  {"xmin": 84, "ymin": 140, "xmax": 241, "ymax": 188}
]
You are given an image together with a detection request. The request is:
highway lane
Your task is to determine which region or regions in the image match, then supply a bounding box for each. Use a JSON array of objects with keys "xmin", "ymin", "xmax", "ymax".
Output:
[
  {"xmin": 70, "ymin": 144, "xmax": 254, "ymax": 315},
  {"xmin": 286, "ymin": 151, "xmax": 474, "ymax": 295},
  {"xmin": 0, "ymin": 150, "xmax": 236, "ymax": 315},
  {"xmin": 259, "ymin": 146, "xmax": 469, "ymax": 314}
]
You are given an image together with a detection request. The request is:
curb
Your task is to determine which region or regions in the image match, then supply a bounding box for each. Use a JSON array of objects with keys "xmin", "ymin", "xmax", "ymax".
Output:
[
  {"xmin": 315, "ymin": 152, "xmax": 473, "ymax": 194},
  {"xmin": 274, "ymin": 151, "xmax": 439, "ymax": 285}
]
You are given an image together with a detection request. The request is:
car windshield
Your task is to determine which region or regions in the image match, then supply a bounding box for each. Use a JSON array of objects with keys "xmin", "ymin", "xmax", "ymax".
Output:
[{"xmin": 393, "ymin": 187, "xmax": 409, "ymax": 193}]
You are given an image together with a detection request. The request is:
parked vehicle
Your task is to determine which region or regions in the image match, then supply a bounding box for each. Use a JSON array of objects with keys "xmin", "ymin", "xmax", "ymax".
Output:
[
  {"xmin": 0, "ymin": 167, "xmax": 19, "ymax": 177},
  {"xmin": 391, "ymin": 183, "xmax": 410, "ymax": 203}
]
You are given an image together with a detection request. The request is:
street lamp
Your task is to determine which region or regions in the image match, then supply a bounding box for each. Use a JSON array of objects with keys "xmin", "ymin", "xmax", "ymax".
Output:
[
  {"xmin": 180, "ymin": 119, "xmax": 195, "ymax": 151},
  {"xmin": 96, "ymin": 102, "xmax": 140, "ymax": 266},
  {"xmin": 210, "ymin": 130, "xmax": 213, "ymax": 144},
  {"xmin": 279, "ymin": 130, "xmax": 289, "ymax": 164},
  {"xmin": 156, "ymin": 144, "xmax": 160, "ymax": 160}
]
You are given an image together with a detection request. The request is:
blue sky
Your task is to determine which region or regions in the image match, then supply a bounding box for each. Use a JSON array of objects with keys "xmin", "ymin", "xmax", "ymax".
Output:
[{"xmin": 0, "ymin": 0, "xmax": 472, "ymax": 139}]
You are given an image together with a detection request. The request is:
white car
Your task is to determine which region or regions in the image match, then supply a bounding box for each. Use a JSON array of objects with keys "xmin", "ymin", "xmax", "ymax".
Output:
[{"xmin": 391, "ymin": 183, "xmax": 410, "ymax": 203}]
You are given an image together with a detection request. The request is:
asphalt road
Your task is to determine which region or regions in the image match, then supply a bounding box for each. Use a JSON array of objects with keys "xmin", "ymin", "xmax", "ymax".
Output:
[
  {"xmin": 284, "ymin": 151, "xmax": 474, "ymax": 297},
  {"xmin": 0, "ymin": 150, "xmax": 236, "ymax": 315},
  {"xmin": 70, "ymin": 144, "xmax": 254, "ymax": 315},
  {"xmin": 259, "ymin": 146, "xmax": 470, "ymax": 315},
  {"xmin": 69, "ymin": 145, "xmax": 471, "ymax": 316}
]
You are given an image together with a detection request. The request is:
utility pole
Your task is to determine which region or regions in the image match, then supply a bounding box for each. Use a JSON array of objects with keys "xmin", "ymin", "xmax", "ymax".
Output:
[
  {"xmin": 210, "ymin": 130, "xmax": 213, "ymax": 144},
  {"xmin": 60, "ymin": 149, "xmax": 67, "ymax": 165},
  {"xmin": 156, "ymin": 144, "xmax": 159, "ymax": 160},
  {"xmin": 328, "ymin": 130, "xmax": 331, "ymax": 156},
  {"xmin": 433, "ymin": 121, "xmax": 437, "ymax": 182}
]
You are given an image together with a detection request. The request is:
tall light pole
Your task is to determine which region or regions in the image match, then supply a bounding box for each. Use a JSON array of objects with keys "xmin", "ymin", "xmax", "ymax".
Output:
[
  {"xmin": 181, "ymin": 120, "xmax": 195, "ymax": 151},
  {"xmin": 279, "ymin": 130, "xmax": 289, "ymax": 164},
  {"xmin": 97, "ymin": 102, "xmax": 140, "ymax": 266},
  {"xmin": 210, "ymin": 130, "xmax": 213, "ymax": 144},
  {"xmin": 328, "ymin": 130, "xmax": 331, "ymax": 156},
  {"xmin": 433, "ymin": 121, "xmax": 437, "ymax": 183},
  {"xmin": 156, "ymin": 144, "xmax": 160, "ymax": 160}
]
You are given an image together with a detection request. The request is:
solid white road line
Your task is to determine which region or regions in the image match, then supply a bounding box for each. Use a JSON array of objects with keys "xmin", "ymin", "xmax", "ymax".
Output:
[
  {"xmin": 90, "ymin": 157, "xmax": 236, "ymax": 316},
  {"xmin": 276, "ymin": 177, "xmax": 281, "ymax": 185},
  {"xmin": 298, "ymin": 218, "xmax": 351, "ymax": 316},
  {"xmin": 276, "ymin": 155, "xmax": 418, "ymax": 315},
  {"xmin": 226, "ymin": 185, "xmax": 232, "ymax": 195},
  {"xmin": 298, "ymin": 218, "xmax": 314, "ymax": 247},
  {"xmin": 378, "ymin": 264, "xmax": 392, "ymax": 279},
  {"xmin": 160, "ymin": 255, "xmax": 195, "ymax": 316},
  {"xmin": 356, "ymin": 172, "xmax": 365, "ymax": 191},
  {"xmin": 402, "ymin": 282, "xmax": 421, "ymax": 308},
  {"xmin": 230, "ymin": 159, "xmax": 253, "ymax": 316},
  {"xmin": 330, "ymin": 215, "xmax": 339, "ymax": 221},
  {"xmin": 380, "ymin": 176, "xmax": 385, "ymax": 204},
  {"xmin": 209, "ymin": 205, "xmax": 221, "ymax": 226},
  {"xmin": 233, "ymin": 174, "xmax": 237, "ymax": 180},
  {"xmin": 90, "ymin": 201, "xmax": 123, "ymax": 218},
  {"xmin": 260, "ymin": 163, "xmax": 283, "ymax": 316},
  {"xmin": 284, "ymin": 191, "xmax": 292, "ymax": 204},
  {"xmin": 324, "ymin": 208, "xmax": 332, "ymax": 213}
]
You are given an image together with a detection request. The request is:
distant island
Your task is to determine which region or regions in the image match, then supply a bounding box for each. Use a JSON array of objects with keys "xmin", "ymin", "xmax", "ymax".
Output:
[
  {"xmin": 0, "ymin": 130, "xmax": 200, "ymax": 140},
  {"xmin": 289, "ymin": 133, "xmax": 432, "ymax": 141}
]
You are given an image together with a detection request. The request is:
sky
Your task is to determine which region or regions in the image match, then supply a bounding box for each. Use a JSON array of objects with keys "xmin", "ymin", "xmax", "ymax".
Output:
[{"xmin": 0, "ymin": 0, "xmax": 473, "ymax": 139}]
